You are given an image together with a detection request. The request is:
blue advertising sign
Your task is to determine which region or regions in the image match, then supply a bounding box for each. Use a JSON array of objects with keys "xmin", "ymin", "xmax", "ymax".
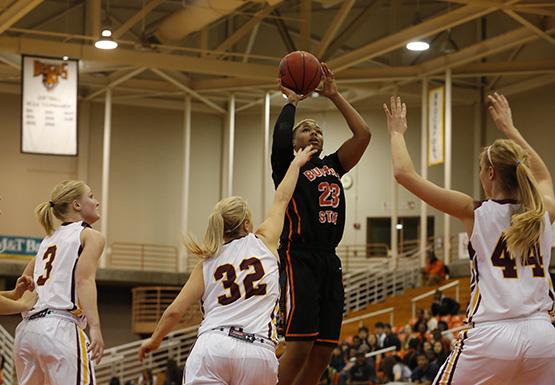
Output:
[{"xmin": 0, "ymin": 235, "xmax": 42, "ymax": 260}]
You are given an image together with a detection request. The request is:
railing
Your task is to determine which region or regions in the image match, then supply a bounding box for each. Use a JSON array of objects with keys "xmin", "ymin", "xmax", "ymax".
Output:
[
  {"xmin": 342, "ymin": 307, "xmax": 395, "ymax": 328},
  {"xmin": 132, "ymin": 287, "xmax": 201, "ymax": 335},
  {"xmin": 95, "ymin": 325, "xmax": 198, "ymax": 385},
  {"xmin": 0, "ymin": 324, "xmax": 15, "ymax": 385},
  {"xmin": 343, "ymin": 267, "xmax": 420, "ymax": 314},
  {"xmin": 337, "ymin": 243, "xmax": 389, "ymax": 272},
  {"xmin": 109, "ymin": 243, "xmax": 178, "ymax": 272},
  {"xmin": 348, "ymin": 345, "xmax": 397, "ymax": 362},
  {"xmin": 411, "ymin": 280, "xmax": 461, "ymax": 318}
]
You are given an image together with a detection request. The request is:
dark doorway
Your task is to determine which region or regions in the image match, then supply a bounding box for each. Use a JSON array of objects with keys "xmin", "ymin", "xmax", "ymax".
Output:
[{"xmin": 367, "ymin": 216, "xmax": 435, "ymax": 255}]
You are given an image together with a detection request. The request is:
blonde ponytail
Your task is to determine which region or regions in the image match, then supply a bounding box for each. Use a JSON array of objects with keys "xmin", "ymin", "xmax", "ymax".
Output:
[
  {"xmin": 504, "ymin": 159, "xmax": 545, "ymax": 261},
  {"xmin": 185, "ymin": 196, "xmax": 251, "ymax": 259},
  {"xmin": 36, "ymin": 201, "xmax": 56, "ymax": 235},
  {"xmin": 485, "ymin": 139, "xmax": 546, "ymax": 260},
  {"xmin": 35, "ymin": 180, "xmax": 87, "ymax": 235},
  {"xmin": 185, "ymin": 211, "xmax": 225, "ymax": 259}
]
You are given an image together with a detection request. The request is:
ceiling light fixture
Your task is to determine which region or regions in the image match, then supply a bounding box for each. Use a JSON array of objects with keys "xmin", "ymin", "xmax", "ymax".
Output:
[
  {"xmin": 95, "ymin": 28, "xmax": 118, "ymax": 50},
  {"xmin": 406, "ymin": 41, "xmax": 430, "ymax": 51},
  {"xmin": 405, "ymin": 0, "xmax": 430, "ymax": 52}
]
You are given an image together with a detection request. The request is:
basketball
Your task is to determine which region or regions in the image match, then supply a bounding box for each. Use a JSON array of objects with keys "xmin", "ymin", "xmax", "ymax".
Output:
[{"xmin": 279, "ymin": 51, "xmax": 323, "ymax": 96}]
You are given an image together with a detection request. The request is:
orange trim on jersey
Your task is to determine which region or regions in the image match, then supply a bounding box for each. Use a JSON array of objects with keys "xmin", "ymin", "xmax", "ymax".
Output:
[
  {"xmin": 78, "ymin": 328, "xmax": 89, "ymax": 385},
  {"xmin": 291, "ymin": 198, "xmax": 301, "ymax": 236},
  {"xmin": 285, "ymin": 206, "xmax": 296, "ymax": 335},
  {"xmin": 316, "ymin": 338, "xmax": 339, "ymax": 344},
  {"xmin": 286, "ymin": 332, "xmax": 319, "ymax": 337}
]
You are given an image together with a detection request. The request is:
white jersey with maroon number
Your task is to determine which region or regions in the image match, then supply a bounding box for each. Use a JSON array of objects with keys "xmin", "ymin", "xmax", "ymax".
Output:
[
  {"xmin": 24, "ymin": 221, "xmax": 88, "ymax": 321},
  {"xmin": 198, "ymin": 233, "xmax": 280, "ymax": 343},
  {"xmin": 466, "ymin": 200, "xmax": 554, "ymax": 323}
]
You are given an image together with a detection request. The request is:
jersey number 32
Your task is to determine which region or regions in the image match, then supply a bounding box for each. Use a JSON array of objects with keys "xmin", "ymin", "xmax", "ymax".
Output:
[{"xmin": 214, "ymin": 257, "xmax": 267, "ymax": 306}]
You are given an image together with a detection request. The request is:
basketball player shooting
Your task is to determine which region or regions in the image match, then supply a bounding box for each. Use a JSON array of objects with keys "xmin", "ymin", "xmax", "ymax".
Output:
[{"xmin": 273, "ymin": 61, "xmax": 371, "ymax": 385}]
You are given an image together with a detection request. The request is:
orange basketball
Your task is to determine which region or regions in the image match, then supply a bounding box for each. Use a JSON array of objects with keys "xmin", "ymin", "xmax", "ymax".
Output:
[{"xmin": 278, "ymin": 51, "xmax": 322, "ymax": 96}]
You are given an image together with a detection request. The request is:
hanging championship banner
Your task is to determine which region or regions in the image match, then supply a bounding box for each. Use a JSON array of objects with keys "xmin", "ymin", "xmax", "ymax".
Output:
[
  {"xmin": 428, "ymin": 86, "xmax": 444, "ymax": 166},
  {"xmin": 21, "ymin": 55, "xmax": 78, "ymax": 156}
]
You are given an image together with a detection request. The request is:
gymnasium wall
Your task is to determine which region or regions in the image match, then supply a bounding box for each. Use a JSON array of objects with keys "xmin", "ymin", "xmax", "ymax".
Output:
[{"xmin": 1, "ymin": 84, "xmax": 554, "ymax": 258}]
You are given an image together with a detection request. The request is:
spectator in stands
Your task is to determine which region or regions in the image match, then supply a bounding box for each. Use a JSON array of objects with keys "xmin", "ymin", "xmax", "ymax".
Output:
[
  {"xmin": 348, "ymin": 352, "xmax": 377, "ymax": 385},
  {"xmin": 357, "ymin": 326, "xmax": 370, "ymax": 351},
  {"xmin": 431, "ymin": 329, "xmax": 451, "ymax": 353},
  {"xmin": 410, "ymin": 353, "xmax": 440, "ymax": 384},
  {"xmin": 318, "ymin": 366, "xmax": 337, "ymax": 385},
  {"xmin": 422, "ymin": 252, "xmax": 446, "ymax": 286},
  {"xmin": 437, "ymin": 320, "xmax": 455, "ymax": 342},
  {"xmin": 330, "ymin": 345, "xmax": 346, "ymax": 373},
  {"xmin": 382, "ymin": 323, "xmax": 401, "ymax": 351},
  {"xmin": 138, "ymin": 368, "xmax": 155, "ymax": 385},
  {"xmin": 163, "ymin": 358, "xmax": 181, "ymax": 385},
  {"xmin": 413, "ymin": 321, "xmax": 428, "ymax": 350},
  {"xmin": 431, "ymin": 289, "xmax": 460, "ymax": 316},
  {"xmin": 424, "ymin": 309, "xmax": 438, "ymax": 331},
  {"xmin": 366, "ymin": 334, "xmax": 379, "ymax": 353},
  {"xmin": 373, "ymin": 322, "xmax": 386, "ymax": 348},
  {"xmin": 403, "ymin": 337, "xmax": 420, "ymax": 371},
  {"xmin": 432, "ymin": 341, "xmax": 449, "ymax": 368},
  {"xmin": 399, "ymin": 324, "xmax": 415, "ymax": 351},
  {"xmin": 351, "ymin": 335, "xmax": 362, "ymax": 350},
  {"xmin": 422, "ymin": 341, "xmax": 433, "ymax": 356},
  {"xmin": 392, "ymin": 355, "xmax": 412, "ymax": 381},
  {"xmin": 109, "ymin": 377, "xmax": 120, "ymax": 385}
]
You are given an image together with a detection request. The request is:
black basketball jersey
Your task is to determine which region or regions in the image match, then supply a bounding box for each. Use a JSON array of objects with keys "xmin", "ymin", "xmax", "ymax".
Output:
[{"xmin": 271, "ymin": 103, "xmax": 346, "ymax": 251}]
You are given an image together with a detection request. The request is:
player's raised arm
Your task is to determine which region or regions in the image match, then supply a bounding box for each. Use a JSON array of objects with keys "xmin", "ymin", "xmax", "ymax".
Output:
[
  {"xmin": 488, "ymin": 93, "xmax": 555, "ymax": 222},
  {"xmin": 138, "ymin": 261, "xmax": 204, "ymax": 361},
  {"xmin": 257, "ymin": 145, "xmax": 317, "ymax": 251},
  {"xmin": 271, "ymin": 81, "xmax": 307, "ymax": 185},
  {"xmin": 320, "ymin": 63, "xmax": 371, "ymax": 172},
  {"xmin": 384, "ymin": 96, "xmax": 474, "ymax": 230}
]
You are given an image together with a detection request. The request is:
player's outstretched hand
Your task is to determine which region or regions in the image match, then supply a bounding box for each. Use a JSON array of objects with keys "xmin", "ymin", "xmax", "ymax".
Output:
[
  {"xmin": 88, "ymin": 325, "xmax": 104, "ymax": 365},
  {"xmin": 14, "ymin": 275, "xmax": 35, "ymax": 298},
  {"xmin": 278, "ymin": 79, "xmax": 308, "ymax": 105},
  {"xmin": 292, "ymin": 145, "xmax": 317, "ymax": 168},
  {"xmin": 138, "ymin": 337, "xmax": 160, "ymax": 362},
  {"xmin": 383, "ymin": 96, "xmax": 407, "ymax": 135},
  {"xmin": 18, "ymin": 290, "xmax": 37, "ymax": 311},
  {"xmin": 488, "ymin": 92, "xmax": 517, "ymax": 136},
  {"xmin": 317, "ymin": 62, "xmax": 338, "ymax": 98}
]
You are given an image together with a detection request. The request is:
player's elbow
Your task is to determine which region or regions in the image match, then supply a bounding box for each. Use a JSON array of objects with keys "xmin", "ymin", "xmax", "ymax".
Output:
[
  {"xmin": 393, "ymin": 168, "xmax": 415, "ymax": 186},
  {"xmin": 163, "ymin": 305, "xmax": 183, "ymax": 322}
]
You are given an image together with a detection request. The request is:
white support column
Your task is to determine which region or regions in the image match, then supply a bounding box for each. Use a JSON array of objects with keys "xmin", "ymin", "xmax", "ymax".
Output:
[
  {"xmin": 444, "ymin": 69, "xmax": 453, "ymax": 265},
  {"xmin": 179, "ymin": 96, "xmax": 192, "ymax": 272},
  {"xmin": 226, "ymin": 94, "xmax": 236, "ymax": 197},
  {"xmin": 420, "ymin": 78, "xmax": 429, "ymax": 268},
  {"xmin": 391, "ymin": 177, "xmax": 399, "ymax": 269},
  {"xmin": 473, "ymin": 93, "xmax": 482, "ymax": 199},
  {"xmin": 77, "ymin": 101, "xmax": 90, "ymax": 181},
  {"xmin": 100, "ymin": 89, "xmax": 112, "ymax": 268},
  {"xmin": 262, "ymin": 92, "xmax": 271, "ymax": 217}
]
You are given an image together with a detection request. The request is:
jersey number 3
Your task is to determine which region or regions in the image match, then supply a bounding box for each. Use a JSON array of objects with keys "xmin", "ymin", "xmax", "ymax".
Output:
[
  {"xmin": 37, "ymin": 246, "xmax": 57, "ymax": 286},
  {"xmin": 214, "ymin": 257, "xmax": 267, "ymax": 306},
  {"xmin": 491, "ymin": 237, "xmax": 544, "ymax": 279}
]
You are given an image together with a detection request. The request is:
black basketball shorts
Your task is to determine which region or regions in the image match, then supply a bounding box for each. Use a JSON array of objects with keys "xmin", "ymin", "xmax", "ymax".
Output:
[{"xmin": 279, "ymin": 248, "xmax": 344, "ymax": 347}]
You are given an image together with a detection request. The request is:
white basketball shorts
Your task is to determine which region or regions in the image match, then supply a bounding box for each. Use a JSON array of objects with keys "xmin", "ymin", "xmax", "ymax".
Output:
[
  {"xmin": 15, "ymin": 316, "xmax": 95, "ymax": 385},
  {"xmin": 184, "ymin": 332, "xmax": 278, "ymax": 385},
  {"xmin": 433, "ymin": 313, "xmax": 555, "ymax": 385}
]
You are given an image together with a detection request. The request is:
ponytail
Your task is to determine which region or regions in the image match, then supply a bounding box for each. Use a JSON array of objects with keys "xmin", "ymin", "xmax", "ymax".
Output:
[
  {"xmin": 184, "ymin": 196, "xmax": 251, "ymax": 259},
  {"xmin": 504, "ymin": 159, "xmax": 545, "ymax": 261},
  {"xmin": 185, "ymin": 211, "xmax": 225, "ymax": 259},
  {"xmin": 35, "ymin": 180, "xmax": 87, "ymax": 235},
  {"xmin": 35, "ymin": 201, "xmax": 56, "ymax": 235}
]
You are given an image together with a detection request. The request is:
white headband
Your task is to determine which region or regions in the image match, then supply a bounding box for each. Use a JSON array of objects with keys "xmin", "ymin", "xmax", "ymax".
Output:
[{"xmin": 487, "ymin": 145, "xmax": 494, "ymax": 166}]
